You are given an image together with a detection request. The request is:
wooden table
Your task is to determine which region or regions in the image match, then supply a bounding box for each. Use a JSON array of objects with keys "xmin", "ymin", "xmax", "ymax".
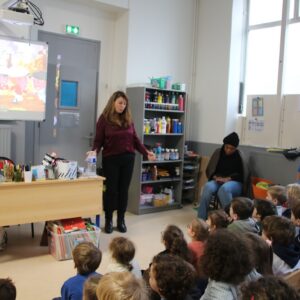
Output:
[{"xmin": 0, "ymin": 176, "xmax": 104, "ymax": 227}]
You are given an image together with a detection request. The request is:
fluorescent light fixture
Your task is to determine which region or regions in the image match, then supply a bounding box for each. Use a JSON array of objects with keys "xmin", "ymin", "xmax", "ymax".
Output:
[{"xmin": 0, "ymin": 9, "xmax": 33, "ymax": 26}]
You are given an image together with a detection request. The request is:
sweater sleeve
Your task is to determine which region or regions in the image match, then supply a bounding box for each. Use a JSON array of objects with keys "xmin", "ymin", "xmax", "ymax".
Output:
[
  {"xmin": 132, "ymin": 123, "xmax": 148, "ymax": 157},
  {"xmin": 92, "ymin": 115, "xmax": 105, "ymax": 154}
]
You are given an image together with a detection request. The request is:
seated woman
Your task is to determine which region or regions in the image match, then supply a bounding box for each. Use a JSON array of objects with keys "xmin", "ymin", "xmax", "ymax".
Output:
[{"xmin": 197, "ymin": 132, "xmax": 249, "ymax": 220}]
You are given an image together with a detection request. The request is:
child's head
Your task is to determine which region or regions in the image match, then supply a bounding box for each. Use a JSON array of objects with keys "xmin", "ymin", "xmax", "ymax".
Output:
[
  {"xmin": 83, "ymin": 274, "xmax": 102, "ymax": 300},
  {"xmin": 149, "ymin": 254, "xmax": 196, "ymax": 300},
  {"xmin": 96, "ymin": 272, "xmax": 148, "ymax": 300},
  {"xmin": 109, "ymin": 237, "xmax": 135, "ymax": 271},
  {"xmin": 207, "ymin": 209, "xmax": 229, "ymax": 232},
  {"xmin": 287, "ymin": 183, "xmax": 300, "ymax": 206},
  {"xmin": 266, "ymin": 185, "xmax": 287, "ymax": 206},
  {"xmin": 187, "ymin": 218, "xmax": 209, "ymax": 241},
  {"xmin": 72, "ymin": 242, "xmax": 102, "ymax": 275},
  {"xmin": 161, "ymin": 225, "xmax": 190, "ymax": 262},
  {"xmin": 291, "ymin": 201, "xmax": 300, "ymax": 226},
  {"xmin": 241, "ymin": 276, "xmax": 300, "ymax": 300},
  {"xmin": 262, "ymin": 215, "xmax": 295, "ymax": 246},
  {"xmin": 230, "ymin": 197, "xmax": 254, "ymax": 220},
  {"xmin": 252, "ymin": 199, "xmax": 277, "ymax": 222},
  {"xmin": 199, "ymin": 229, "xmax": 254, "ymax": 285},
  {"xmin": 0, "ymin": 278, "xmax": 16, "ymax": 300},
  {"xmin": 244, "ymin": 232, "xmax": 273, "ymax": 276}
]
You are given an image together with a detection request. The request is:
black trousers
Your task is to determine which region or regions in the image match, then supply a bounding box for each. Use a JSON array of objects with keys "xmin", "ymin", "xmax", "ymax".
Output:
[{"xmin": 102, "ymin": 153, "xmax": 135, "ymax": 219}]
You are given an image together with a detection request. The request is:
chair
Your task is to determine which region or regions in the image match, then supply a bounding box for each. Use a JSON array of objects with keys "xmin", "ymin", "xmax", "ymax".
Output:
[
  {"xmin": 208, "ymin": 194, "xmax": 221, "ymax": 211},
  {"xmin": 283, "ymin": 269, "xmax": 300, "ymax": 292}
]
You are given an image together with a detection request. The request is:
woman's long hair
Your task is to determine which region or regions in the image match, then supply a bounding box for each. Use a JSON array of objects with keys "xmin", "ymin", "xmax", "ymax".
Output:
[{"xmin": 102, "ymin": 90, "xmax": 132, "ymax": 128}]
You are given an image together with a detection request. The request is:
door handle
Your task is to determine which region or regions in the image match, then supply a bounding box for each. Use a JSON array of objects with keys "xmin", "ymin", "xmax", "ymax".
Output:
[{"xmin": 83, "ymin": 132, "xmax": 94, "ymax": 147}]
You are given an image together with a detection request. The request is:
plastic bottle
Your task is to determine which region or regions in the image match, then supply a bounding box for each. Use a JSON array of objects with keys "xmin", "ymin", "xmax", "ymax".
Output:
[
  {"xmin": 177, "ymin": 121, "xmax": 182, "ymax": 133},
  {"xmin": 165, "ymin": 148, "xmax": 170, "ymax": 160},
  {"xmin": 178, "ymin": 94, "xmax": 184, "ymax": 111},
  {"xmin": 86, "ymin": 153, "xmax": 97, "ymax": 176},
  {"xmin": 152, "ymin": 165, "xmax": 158, "ymax": 180},
  {"xmin": 171, "ymin": 93, "xmax": 176, "ymax": 110},
  {"xmin": 161, "ymin": 116, "xmax": 167, "ymax": 134},
  {"xmin": 166, "ymin": 117, "xmax": 171, "ymax": 133}
]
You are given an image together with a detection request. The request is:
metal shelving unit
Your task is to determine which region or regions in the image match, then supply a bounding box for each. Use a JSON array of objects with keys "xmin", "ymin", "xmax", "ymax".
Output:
[{"xmin": 126, "ymin": 86, "xmax": 186, "ymax": 214}]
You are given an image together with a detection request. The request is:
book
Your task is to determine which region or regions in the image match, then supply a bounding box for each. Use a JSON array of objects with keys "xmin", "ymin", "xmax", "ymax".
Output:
[{"xmin": 60, "ymin": 217, "xmax": 86, "ymax": 233}]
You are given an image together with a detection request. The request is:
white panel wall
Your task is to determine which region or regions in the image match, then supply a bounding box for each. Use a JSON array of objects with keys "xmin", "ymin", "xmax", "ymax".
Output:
[
  {"xmin": 126, "ymin": 0, "xmax": 196, "ymax": 86},
  {"xmin": 243, "ymin": 95, "xmax": 281, "ymax": 147},
  {"xmin": 281, "ymin": 95, "xmax": 300, "ymax": 148},
  {"xmin": 189, "ymin": 0, "xmax": 232, "ymax": 143}
]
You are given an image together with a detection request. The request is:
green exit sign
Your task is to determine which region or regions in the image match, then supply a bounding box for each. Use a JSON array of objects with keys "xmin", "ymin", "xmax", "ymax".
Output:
[{"xmin": 65, "ymin": 25, "xmax": 80, "ymax": 35}]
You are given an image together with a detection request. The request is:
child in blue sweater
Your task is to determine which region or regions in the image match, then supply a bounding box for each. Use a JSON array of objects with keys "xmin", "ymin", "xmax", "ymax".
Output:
[{"xmin": 59, "ymin": 242, "xmax": 102, "ymax": 300}]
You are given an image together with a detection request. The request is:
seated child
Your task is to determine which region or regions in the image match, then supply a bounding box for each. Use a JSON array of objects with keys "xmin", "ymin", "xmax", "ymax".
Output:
[
  {"xmin": 252, "ymin": 199, "xmax": 277, "ymax": 234},
  {"xmin": 206, "ymin": 209, "xmax": 229, "ymax": 232},
  {"xmin": 107, "ymin": 237, "xmax": 142, "ymax": 278},
  {"xmin": 244, "ymin": 232, "xmax": 273, "ymax": 276},
  {"xmin": 82, "ymin": 274, "xmax": 102, "ymax": 300},
  {"xmin": 266, "ymin": 185, "xmax": 287, "ymax": 216},
  {"xmin": 187, "ymin": 218, "xmax": 209, "ymax": 269},
  {"xmin": 284, "ymin": 183, "xmax": 300, "ymax": 218},
  {"xmin": 149, "ymin": 254, "xmax": 196, "ymax": 300},
  {"xmin": 199, "ymin": 229, "xmax": 260, "ymax": 300},
  {"xmin": 228, "ymin": 197, "xmax": 259, "ymax": 234},
  {"xmin": 60, "ymin": 242, "xmax": 102, "ymax": 300},
  {"xmin": 96, "ymin": 272, "xmax": 148, "ymax": 300},
  {"xmin": 240, "ymin": 276, "xmax": 300, "ymax": 300},
  {"xmin": 291, "ymin": 201, "xmax": 300, "ymax": 249},
  {"xmin": 160, "ymin": 224, "xmax": 192, "ymax": 263},
  {"xmin": 0, "ymin": 278, "xmax": 16, "ymax": 300},
  {"xmin": 262, "ymin": 215, "xmax": 300, "ymax": 276}
]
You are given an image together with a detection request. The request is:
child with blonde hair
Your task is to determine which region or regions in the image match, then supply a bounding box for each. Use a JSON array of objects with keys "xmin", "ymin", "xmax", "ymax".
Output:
[
  {"xmin": 82, "ymin": 274, "xmax": 102, "ymax": 300},
  {"xmin": 266, "ymin": 185, "xmax": 287, "ymax": 216},
  {"xmin": 107, "ymin": 237, "xmax": 142, "ymax": 278},
  {"xmin": 187, "ymin": 218, "xmax": 209, "ymax": 269},
  {"xmin": 283, "ymin": 183, "xmax": 300, "ymax": 218},
  {"xmin": 96, "ymin": 272, "xmax": 148, "ymax": 300}
]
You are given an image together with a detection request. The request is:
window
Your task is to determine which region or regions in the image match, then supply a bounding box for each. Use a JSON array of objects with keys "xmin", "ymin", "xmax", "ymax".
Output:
[{"xmin": 245, "ymin": 0, "xmax": 300, "ymax": 97}]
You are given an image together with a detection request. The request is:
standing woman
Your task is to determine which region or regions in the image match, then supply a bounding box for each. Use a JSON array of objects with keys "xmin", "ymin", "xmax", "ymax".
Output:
[{"xmin": 88, "ymin": 91, "xmax": 155, "ymax": 234}]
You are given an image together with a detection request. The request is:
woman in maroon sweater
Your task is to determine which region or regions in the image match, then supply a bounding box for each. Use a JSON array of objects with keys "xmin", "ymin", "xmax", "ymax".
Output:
[{"xmin": 88, "ymin": 91, "xmax": 155, "ymax": 233}]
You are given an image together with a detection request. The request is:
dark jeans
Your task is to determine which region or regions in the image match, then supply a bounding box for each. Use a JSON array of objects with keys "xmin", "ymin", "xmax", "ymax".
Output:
[{"xmin": 102, "ymin": 153, "xmax": 135, "ymax": 218}]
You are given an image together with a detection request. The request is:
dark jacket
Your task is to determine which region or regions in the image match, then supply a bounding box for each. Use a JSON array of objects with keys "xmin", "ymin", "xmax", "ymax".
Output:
[{"xmin": 206, "ymin": 147, "xmax": 250, "ymax": 195}]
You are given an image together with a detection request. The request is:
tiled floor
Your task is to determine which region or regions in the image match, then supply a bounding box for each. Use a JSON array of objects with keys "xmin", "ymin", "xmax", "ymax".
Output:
[{"xmin": 0, "ymin": 204, "xmax": 195, "ymax": 300}]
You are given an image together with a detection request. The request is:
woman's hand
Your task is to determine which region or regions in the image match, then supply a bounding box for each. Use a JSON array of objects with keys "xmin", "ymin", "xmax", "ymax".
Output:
[
  {"xmin": 147, "ymin": 151, "xmax": 156, "ymax": 161},
  {"xmin": 86, "ymin": 150, "xmax": 97, "ymax": 158}
]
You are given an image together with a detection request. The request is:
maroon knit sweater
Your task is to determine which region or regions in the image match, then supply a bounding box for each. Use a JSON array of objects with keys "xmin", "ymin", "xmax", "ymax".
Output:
[{"xmin": 92, "ymin": 115, "xmax": 148, "ymax": 158}]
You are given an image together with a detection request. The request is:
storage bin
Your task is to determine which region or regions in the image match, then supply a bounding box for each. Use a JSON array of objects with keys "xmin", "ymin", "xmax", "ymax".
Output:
[
  {"xmin": 48, "ymin": 226, "xmax": 100, "ymax": 261},
  {"xmin": 140, "ymin": 193, "xmax": 154, "ymax": 205},
  {"xmin": 251, "ymin": 176, "xmax": 273, "ymax": 199}
]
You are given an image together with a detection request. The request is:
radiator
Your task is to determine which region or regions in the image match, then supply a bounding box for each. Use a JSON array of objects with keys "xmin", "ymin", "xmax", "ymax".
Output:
[{"xmin": 0, "ymin": 126, "xmax": 12, "ymax": 157}]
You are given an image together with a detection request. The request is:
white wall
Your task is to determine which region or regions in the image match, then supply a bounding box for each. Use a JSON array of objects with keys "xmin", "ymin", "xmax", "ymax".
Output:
[
  {"xmin": 126, "ymin": 0, "xmax": 196, "ymax": 86},
  {"xmin": 189, "ymin": 0, "xmax": 244, "ymax": 144}
]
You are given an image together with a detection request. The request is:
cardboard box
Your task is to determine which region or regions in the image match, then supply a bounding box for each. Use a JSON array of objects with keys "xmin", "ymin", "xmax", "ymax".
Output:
[
  {"xmin": 55, "ymin": 160, "xmax": 78, "ymax": 180},
  {"xmin": 48, "ymin": 226, "xmax": 100, "ymax": 260}
]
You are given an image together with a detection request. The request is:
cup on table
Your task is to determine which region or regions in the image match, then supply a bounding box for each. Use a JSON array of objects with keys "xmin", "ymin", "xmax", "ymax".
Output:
[{"xmin": 24, "ymin": 171, "xmax": 32, "ymax": 183}]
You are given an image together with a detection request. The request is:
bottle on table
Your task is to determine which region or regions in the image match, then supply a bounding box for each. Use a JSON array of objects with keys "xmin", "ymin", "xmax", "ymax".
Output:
[{"xmin": 86, "ymin": 153, "xmax": 97, "ymax": 176}]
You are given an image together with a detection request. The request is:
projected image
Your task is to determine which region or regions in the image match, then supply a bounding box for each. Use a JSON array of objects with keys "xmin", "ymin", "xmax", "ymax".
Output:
[{"xmin": 0, "ymin": 37, "xmax": 48, "ymax": 121}]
